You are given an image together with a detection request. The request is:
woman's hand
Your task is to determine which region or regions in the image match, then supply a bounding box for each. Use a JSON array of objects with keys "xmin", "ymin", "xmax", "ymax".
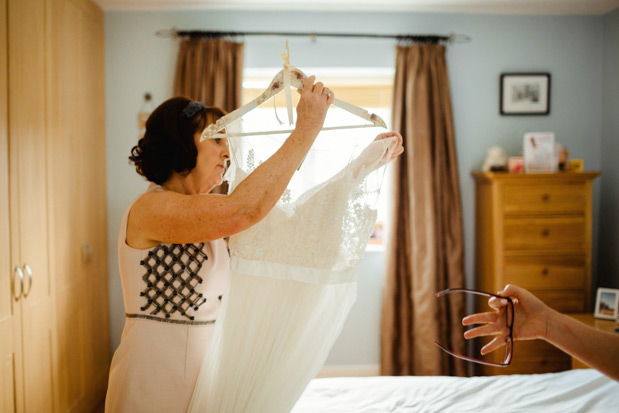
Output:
[
  {"xmin": 295, "ymin": 76, "xmax": 334, "ymax": 137},
  {"xmin": 462, "ymin": 284, "xmax": 553, "ymax": 356},
  {"xmin": 374, "ymin": 131, "xmax": 404, "ymax": 163}
]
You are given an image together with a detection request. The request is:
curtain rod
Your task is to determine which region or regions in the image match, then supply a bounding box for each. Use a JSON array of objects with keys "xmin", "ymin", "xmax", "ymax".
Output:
[{"xmin": 155, "ymin": 29, "xmax": 471, "ymax": 44}]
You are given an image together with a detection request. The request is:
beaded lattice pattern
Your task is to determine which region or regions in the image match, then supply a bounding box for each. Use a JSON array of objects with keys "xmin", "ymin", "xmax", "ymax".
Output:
[{"xmin": 139, "ymin": 243, "xmax": 208, "ymax": 320}]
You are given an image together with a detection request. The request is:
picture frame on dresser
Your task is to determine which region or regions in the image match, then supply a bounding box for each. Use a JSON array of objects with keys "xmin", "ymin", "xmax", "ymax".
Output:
[
  {"xmin": 500, "ymin": 73, "xmax": 551, "ymax": 115},
  {"xmin": 523, "ymin": 132, "xmax": 557, "ymax": 173},
  {"xmin": 594, "ymin": 288, "xmax": 619, "ymax": 320}
]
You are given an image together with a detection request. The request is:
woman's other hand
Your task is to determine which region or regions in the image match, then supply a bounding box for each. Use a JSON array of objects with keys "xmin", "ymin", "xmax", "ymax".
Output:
[{"xmin": 374, "ymin": 131, "xmax": 404, "ymax": 163}]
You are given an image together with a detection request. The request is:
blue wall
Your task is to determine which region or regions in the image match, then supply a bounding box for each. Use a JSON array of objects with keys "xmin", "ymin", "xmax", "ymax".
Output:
[{"xmin": 105, "ymin": 9, "xmax": 616, "ymax": 366}]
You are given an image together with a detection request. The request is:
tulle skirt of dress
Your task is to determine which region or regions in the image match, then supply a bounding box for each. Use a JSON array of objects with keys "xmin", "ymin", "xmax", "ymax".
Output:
[{"xmin": 189, "ymin": 267, "xmax": 356, "ymax": 413}]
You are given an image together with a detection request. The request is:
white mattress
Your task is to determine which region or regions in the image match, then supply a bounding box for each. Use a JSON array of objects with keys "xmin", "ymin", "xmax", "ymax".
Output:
[{"xmin": 293, "ymin": 369, "xmax": 619, "ymax": 412}]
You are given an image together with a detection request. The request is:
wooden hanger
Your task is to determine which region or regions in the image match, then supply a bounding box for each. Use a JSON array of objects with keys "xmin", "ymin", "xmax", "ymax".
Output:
[{"xmin": 200, "ymin": 43, "xmax": 387, "ymax": 141}]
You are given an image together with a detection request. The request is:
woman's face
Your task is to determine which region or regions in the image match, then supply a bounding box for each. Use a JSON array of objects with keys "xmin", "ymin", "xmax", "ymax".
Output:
[{"xmin": 193, "ymin": 132, "xmax": 230, "ymax": 191}]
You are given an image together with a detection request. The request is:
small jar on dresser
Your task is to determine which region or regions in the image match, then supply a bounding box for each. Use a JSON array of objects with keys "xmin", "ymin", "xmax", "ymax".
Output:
[{"xmin": 471, "ymin": 171, "xmax": 600, "ymax": 376}]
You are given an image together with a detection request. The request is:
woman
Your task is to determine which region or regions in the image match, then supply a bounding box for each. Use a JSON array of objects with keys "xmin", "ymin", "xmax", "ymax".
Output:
[{"xmin": 105, "ymin": 77, "xmax": 403, "ymax": 412}]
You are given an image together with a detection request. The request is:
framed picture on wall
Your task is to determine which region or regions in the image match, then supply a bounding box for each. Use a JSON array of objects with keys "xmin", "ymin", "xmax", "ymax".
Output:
[
  {"xmin": 594, "ymin": 288, "xmax": 619, "ymax": 320},
  {"xmin": 500, "ymin": 73, "xmax": 551, "ymax": 115}
]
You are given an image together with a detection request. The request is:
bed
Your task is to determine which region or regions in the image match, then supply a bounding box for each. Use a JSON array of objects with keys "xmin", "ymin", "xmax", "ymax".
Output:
[{"xmin": 293, "ymin": 369, "xmax": 619, "ymax": 412}]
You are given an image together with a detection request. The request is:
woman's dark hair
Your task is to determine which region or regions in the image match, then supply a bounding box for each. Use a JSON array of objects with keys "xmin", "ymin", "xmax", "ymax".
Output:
[{"xmin": 129, "ymin": 97, "xmax": 226, "ymax": 184}]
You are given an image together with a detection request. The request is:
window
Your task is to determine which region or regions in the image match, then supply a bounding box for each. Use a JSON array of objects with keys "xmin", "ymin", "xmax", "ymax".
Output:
[{"xmin": 242, "ymin": 67, "xmax": 394, "ymax": 248}]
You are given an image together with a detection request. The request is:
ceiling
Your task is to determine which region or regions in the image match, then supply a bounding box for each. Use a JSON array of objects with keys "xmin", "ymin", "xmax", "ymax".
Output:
[{"xmin": 95, "ymin": 0, "xmax": 619, "ymax": 15}]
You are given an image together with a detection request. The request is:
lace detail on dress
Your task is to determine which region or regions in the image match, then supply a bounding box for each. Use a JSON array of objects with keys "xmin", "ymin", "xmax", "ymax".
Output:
[
  {"xmin": 228, "ymin": 139, "xmax": 391, "ymax": 272},
  {"xmin": 139, "ymin": 243, "xmax": 208, "ymax": 320}
]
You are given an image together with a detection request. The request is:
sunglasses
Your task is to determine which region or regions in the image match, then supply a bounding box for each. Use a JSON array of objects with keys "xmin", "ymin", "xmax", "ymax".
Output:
[{"xmin": 434, "ymin": 288, "xmax": 514, "ymax": 367}]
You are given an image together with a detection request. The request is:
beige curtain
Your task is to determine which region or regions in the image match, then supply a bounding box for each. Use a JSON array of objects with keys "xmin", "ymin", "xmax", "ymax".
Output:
[
  {"xmin": 381, "ymin": 43, "xmax": 466, "ymax": 377},
  {"xmin": 173, "ymin": 37, "xmax": 244, "ymax": 112},
  {"xmin": 173, "ymin": 37, "xmax": 244, "ymax": 194}
]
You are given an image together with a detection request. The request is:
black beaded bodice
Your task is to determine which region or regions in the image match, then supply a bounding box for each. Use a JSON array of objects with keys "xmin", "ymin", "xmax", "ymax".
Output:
[{"xmin": 139, "ymin": 243, "xmax": 209, "ymax": 320}]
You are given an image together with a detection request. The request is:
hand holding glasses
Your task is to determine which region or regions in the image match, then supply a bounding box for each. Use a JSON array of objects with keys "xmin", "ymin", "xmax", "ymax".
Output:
[{"xmin": 434, "ymin": 288, "xmax": 515, "ymax": 367}]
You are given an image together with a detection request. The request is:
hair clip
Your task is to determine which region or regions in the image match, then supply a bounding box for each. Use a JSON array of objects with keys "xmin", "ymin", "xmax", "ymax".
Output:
[{"xmin": 183, "ymin": 101, "xmax": 208, "ymax": 118}]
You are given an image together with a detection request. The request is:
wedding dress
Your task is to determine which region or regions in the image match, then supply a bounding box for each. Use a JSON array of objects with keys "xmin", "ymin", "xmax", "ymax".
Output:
[{"xmin": 189, "ymin": 125, "xmax": 396, "ymax": 412}]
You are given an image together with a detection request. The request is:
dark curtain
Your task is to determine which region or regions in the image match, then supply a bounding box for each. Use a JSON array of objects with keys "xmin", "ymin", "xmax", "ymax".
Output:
[{"xmin": 381, "ymin": 43, "xmax": 467, "ymax": 376}]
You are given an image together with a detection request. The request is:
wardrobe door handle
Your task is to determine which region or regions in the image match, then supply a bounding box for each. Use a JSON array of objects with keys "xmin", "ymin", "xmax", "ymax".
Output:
[
  {"xmin": 22, "ymin": 263, "xmax": 33, "ymax": 298},
  {"xmin": 13, "ymin": 266, "xmax": 24, "ymax": 300}
]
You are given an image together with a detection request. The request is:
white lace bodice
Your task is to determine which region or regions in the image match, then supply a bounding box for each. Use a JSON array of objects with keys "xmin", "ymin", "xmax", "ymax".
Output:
[{"xmin": 228, "ymin": 138, "xmax": 394, "ymax": 275}]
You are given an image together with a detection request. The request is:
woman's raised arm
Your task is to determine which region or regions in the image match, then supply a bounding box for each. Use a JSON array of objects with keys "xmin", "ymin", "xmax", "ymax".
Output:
[{"xmin": 128, "ymin": 77, "xmax": 335, "ymax": 247}]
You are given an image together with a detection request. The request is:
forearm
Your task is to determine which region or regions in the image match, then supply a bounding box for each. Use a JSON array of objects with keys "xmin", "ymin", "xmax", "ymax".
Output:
[
  {"xmin": 222, "ymin": 75, "xmax": 330, "ymax": 229},
  {"xmin": 228, "ymin": 128, "xmax": 317, "ymax": 221},
  {"xmin": 544, "ymin": 310, "xmax": 619, "ymax": 381}
]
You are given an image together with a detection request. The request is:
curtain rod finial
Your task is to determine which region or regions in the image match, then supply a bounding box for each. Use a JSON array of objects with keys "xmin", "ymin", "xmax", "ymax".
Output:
[
  {"xmin": 448, "ymin": 33, "xmax": 472, "ymax": 44},
  {"xmin": 155, "ymin": 28, "xmax": 178, "ymax": 39}
]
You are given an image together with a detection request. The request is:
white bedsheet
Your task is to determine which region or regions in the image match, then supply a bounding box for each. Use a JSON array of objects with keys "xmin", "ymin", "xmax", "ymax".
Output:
[{"xmin": 293, "ymin": 369, "xmax": 619, "ymax": 412}]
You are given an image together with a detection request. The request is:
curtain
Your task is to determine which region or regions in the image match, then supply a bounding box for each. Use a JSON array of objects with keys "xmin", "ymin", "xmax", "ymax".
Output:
[
  {"xmin": 173, "ymin": 37, "xmax": 244, "ymax": 112},
  {"xmin": 173, "ymin": 37, "xmax": 243, "ymax": 194},
  {"xmin": 381, "ymin": 43, "xmax": 466, "ymax": 376}
]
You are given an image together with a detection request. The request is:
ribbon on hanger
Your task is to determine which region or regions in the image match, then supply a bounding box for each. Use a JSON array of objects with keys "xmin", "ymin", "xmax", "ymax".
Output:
[{"xmin": 279, "ymin": 40, "xmax": 295, "ymax": 126}]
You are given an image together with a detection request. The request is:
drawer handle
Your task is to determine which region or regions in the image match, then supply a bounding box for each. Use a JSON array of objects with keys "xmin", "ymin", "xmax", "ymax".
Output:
[
  {"xmin": 542, "ymin": 194, "xmax": 550, "ymax": 202},
  {"xmin": 541, "ymin": 229, "xmax": 550, "ymax": 237},
  {"xmin": 81, "ymin": 241, "xmax": 94, "ymax": 264},
  {"xmin": 541, "ymin": 268, "xmax": 549, "ymax": 276}
]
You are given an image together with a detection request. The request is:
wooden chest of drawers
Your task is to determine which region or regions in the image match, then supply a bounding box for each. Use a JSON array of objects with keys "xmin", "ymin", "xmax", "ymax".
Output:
[{"xmin": 471, "ymin": 172, "xmax": 599, "ymax": 375}]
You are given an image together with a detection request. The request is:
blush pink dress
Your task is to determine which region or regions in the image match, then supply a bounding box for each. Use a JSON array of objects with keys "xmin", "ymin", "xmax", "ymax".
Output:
[{"xmin": 105, "ymin": 185, "xmax": 229, "ymax": 412}]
